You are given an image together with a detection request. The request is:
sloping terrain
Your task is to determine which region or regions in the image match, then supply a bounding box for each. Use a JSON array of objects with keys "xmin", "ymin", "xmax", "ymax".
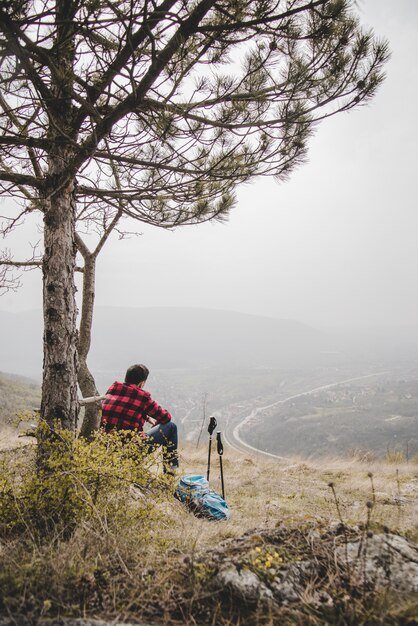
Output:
[
  {"xmin": 0, "ymin": 372, "xmax": 40, "ymax": 449},
  {"xmin": 0, "ymin": 439, "xmax": 417, "ymax": 625}
]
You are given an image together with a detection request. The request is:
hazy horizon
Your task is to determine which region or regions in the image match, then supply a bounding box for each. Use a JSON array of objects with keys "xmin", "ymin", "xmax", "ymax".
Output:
[
  {"xmin": 1, "ymin": 304, "xmax": 418, "ymax": 335},
  {"xmin": 1, "ymin": 306, "xmax": 418, "ymax": 385}
]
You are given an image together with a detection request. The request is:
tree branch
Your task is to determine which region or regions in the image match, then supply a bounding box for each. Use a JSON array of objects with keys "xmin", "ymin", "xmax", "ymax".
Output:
[
  {"xmin": 0, "ymin": 7, "xmax": 54, "ymax": 106},
  {"xmin": 0, "ymin": 135, "xmax": 51, "ymax": 150},
  {"xmin": 93, "ymin": 150, "xmax": 203, "ymax": 176},
  {"xmin": 0, "ymin": 93, "xmax": 44, "ymax": 179},
  {"xmin": 197, "ymin": 0, "xmax": 330, "ymax": 33},
  {"xmin": 0, "ymin": 169, "xmax": 43, "ymax": 189},
  {"xmin": 76, "ymin": 0, "xmax": 179, "ymax": 124},
  {"xmin": 0, "ymin": 259, "xmax": 42, "ymax": 268},
  {"xmin": 71, "ymin": 0, "xmax": 217, "ymax": 173}
]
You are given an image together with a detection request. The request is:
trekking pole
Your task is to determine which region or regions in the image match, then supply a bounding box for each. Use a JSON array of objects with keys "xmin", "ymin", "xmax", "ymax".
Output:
[
  {"xmin": 206, "ymin": 416, "xmax": 217, "ymax": 481},
  {"xmin": 216, "ymin": 431, "xmax": 225, "ymax": 500}
]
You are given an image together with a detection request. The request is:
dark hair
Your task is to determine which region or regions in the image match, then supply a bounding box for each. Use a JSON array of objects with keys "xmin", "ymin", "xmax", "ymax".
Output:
[{"xmin": 124, "ymin": 364, "xmax": 149, "ymax": 385}]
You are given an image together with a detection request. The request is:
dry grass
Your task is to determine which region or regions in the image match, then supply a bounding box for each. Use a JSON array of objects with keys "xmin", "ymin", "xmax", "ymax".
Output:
[
  {"xmin": 0, "ymin": 426, "xmax": 35, "ymax": 451},
  {"xmin": 0, "ymin": 436, "xmax": 417, "ymax": 624},
  {"xmin": 172, "ymin": 443, "xmax": 418, "ymax": 551}
]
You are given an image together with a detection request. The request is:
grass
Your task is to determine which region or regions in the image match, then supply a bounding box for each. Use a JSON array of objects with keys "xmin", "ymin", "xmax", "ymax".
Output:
[
  {"xmin": 178, "ymin": 444, "xmax": 418, "ymax": 543},
  {"xmin": 0, "ymin": 432, "xmax": 417, "ymax": 624}
]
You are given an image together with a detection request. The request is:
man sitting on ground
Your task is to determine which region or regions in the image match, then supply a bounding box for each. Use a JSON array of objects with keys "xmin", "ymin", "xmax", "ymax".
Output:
[{"xmin": 101, "ymin": 363, "xmax": 179, "ymax": 473}]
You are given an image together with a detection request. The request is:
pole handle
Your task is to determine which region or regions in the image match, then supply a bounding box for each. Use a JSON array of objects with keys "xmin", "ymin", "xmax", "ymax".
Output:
[{"xmin": 208, "ymin": 416, "xmax": 217, "ymax": 436}]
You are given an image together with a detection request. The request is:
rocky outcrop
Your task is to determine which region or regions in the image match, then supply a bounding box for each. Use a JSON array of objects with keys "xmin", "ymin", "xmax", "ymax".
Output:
[
  {"xmin": 200, "ymin": 524, "xmax": 418, "ymax": 609},
  {"xmin": 2, "ymin": 525, "xmax": 417, "ymax": 625},
  {"xmin": 337, "ymin": 532, "xmax": 418, "ymax": 593}
]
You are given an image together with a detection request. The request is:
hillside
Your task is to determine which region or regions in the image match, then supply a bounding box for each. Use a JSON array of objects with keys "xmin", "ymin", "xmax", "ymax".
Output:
[
  {"xmin": 1, "ymin": 361, "xmax": 418, "ymax": 461},
  {"xmin": 0, "ymin": 438, "xmax": 417, "ymax": 625},
  {"xmin": 0, "ymin": 371, "xmax": 40, "ymax": 431},
  {"xmin": 240, "ymin": 369, "xmax": 418, "ymax": 459},
  {"xmin": 0, "ymin": 307, "xmax": 417, "ymax": 460}
]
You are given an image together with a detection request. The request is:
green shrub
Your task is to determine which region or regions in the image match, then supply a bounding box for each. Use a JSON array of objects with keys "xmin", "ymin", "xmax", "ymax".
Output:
[
  {"xmin": 0, "ymin": 423, "xmax": 175, "ymax": 616},
  {"xmin": 0, "ymin": 422, "xmax": 168, "ymax": 540}
]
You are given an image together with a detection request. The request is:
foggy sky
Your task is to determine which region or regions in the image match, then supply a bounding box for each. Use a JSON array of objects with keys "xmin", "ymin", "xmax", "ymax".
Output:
[{"xmin": 1, "ymin": 0, "xmax": 417, "ymax": 330}]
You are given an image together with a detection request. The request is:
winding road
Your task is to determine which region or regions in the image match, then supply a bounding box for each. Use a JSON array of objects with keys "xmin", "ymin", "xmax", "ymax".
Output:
[{"xmin": 221, "ymin": 371, "xmax": 390, "ymax": 460}]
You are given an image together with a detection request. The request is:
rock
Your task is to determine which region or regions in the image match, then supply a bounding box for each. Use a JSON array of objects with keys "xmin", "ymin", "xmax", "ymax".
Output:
[
  {"xmin": 216, "ymin": 559, "xmax": 313, "ymax": 606},
  {"xmin": 217, "ymin": 566, "xmax": 273, "ymax": 604},
  {"xmin": 270, "ymin": 561, "xmax": 313, "ymax": 604},
  {"xmin": 337, "ymin": 532, "xmax": 418, "ymax": 594},
  {"xmin": 209, "ymin": 525, "xmax": 418, "ymax": 611}
]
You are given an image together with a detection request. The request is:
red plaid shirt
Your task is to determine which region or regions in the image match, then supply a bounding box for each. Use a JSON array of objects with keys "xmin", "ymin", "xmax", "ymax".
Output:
[{"xmin": 101, "ymin": 381, "xmax": 172, "ymax": 431}]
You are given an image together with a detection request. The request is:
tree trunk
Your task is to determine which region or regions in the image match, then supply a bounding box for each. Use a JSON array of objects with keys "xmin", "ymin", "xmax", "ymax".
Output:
[
  {"xmin": 40, "ymin": 0, "xmax": 79, "ymax": 432},
  {"xmin": 41, "ymin": 178, "xmax": 78, "ymax": 430},
  {"xmin": 78, "ymin": 362, "xmax": 101, "ymax": 437},
  {"xmin": 77, "ymin": 254, "xmax": 101, "ymax": 438}
]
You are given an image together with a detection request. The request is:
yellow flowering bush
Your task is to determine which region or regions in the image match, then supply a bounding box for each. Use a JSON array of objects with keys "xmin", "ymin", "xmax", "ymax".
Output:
[
  {"xmin": 0, "ymin": 421, "xmax": 169, "ymax": 540},
  {"xmin": 249, "ymin": 545, "xmax": 285, "ymax": 581}
]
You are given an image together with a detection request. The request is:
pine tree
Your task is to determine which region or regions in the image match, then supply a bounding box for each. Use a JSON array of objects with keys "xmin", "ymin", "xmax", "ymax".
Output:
[{"xmin": 0, "ymin": 0, "xmax": 389, "ymax": 429}]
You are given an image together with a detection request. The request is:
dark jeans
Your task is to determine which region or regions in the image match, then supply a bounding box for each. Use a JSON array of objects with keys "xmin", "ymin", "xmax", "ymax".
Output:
[{"xmin": 145, "ymin": 421, "xmax": 179, "ymax": 470}]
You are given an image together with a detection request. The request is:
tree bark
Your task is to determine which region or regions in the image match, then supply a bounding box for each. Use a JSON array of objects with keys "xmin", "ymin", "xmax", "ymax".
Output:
[
  {"xmin": 76, "ymin": 209, "xmax": 123, "ymax": 438},
  {"xmin": 77, "ymin": 254, "xmax": 101, "ymax": 438},
  {"xmin": 78, "ymin": 362, "xmax": 101, "ymax": 437},
  {"xmin": 40, "ymin": 0, "xmax": 79, "ymax": 431},
  {"xmin": 41, "ymin": 177, "xmax": 78, "ymax": 430}
]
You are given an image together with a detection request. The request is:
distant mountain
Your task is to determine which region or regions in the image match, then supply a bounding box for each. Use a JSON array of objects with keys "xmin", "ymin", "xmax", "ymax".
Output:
[
  {"xmin": 90, "ymin": 307, "xmax": 335, "ymax": 371},
  {"xmin": 1, "ymin": 307, "xmax": 417, "ymax": 385},
  {"xmin": 0, "ymin": 307, "xmax": 336, "ymax": 380}
]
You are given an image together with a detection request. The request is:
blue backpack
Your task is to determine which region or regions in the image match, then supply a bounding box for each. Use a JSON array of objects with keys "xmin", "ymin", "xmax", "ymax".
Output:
[{"xmin": 174, "ymin": 474, "xmax": 230, "ymax": 521}]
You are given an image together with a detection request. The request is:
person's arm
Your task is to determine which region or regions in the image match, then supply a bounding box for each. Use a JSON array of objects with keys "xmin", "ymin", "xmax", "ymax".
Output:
[{"xmin": 143, "ymin": 393, "xmax": 172, "ymax": 425}]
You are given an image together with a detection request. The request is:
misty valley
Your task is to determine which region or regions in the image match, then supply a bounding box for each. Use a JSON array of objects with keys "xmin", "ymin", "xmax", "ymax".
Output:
[
  {"xmin": 1, "ymin": 307, "xmax": 417, "ymax": 460},
  {"xmin": 143, "ymin": 362, "xmax": 418, "ymax": 460}
]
